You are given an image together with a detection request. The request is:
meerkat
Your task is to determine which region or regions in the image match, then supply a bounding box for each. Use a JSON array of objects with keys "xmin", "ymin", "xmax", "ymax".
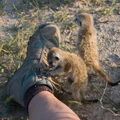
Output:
[
  {"xmin": 75, "ymin": 13, "xmax": 120, "ymax": 86},
  {"xmin": 47, "ymin": 47, "xmax": 98, "ymax": 103}
]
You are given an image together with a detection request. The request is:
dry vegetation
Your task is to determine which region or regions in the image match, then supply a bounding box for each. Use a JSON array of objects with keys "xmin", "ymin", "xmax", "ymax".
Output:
[{"xmin": 0, "ymin": 0, "xmax": 120, "ymax": 120}]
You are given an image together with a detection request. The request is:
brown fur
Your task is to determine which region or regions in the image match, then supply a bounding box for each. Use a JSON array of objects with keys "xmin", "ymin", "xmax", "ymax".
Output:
[
  {"xmin": 47, "ymin": 47, "xmax": 88, "ymax": 101},
  {"xmin": 75, "ymin": 13, "xmax": 120, "ymax": 86}
]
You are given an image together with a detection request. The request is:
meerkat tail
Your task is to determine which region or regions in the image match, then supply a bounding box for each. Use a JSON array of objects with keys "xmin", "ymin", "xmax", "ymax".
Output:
[
  {"xmin": 108, "ymin": 81, "xmax": 120, "ymax": 86},
  {"xmin": 92, "ymin": 64, "xmax": 111, "ymax": 83},
  {"xmin": 93, "ymin": 64, "xmax": 120, "ymax": 86}
]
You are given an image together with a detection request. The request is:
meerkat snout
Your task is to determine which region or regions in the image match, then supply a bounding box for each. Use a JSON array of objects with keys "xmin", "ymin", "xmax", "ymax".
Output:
[
  {"xmin": 47, "ymin": 52, "xmax": 54, "ymax": 68},
  {"xmin": 74, "ymin": 16, "xmax": 82, "ymax": 26},
  {"xmin": 49, "ymin": 61, "xmax": 53, "ymax": 67}
]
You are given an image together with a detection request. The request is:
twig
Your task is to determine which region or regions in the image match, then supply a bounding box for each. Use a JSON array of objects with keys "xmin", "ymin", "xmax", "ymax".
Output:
[
  {"xmin": 100, "ymin": 82, "xmax": 120, "ymax": 117},
  {"xmin": 92, "ymin": 83, "xmax": 118, "ymax": 107}
]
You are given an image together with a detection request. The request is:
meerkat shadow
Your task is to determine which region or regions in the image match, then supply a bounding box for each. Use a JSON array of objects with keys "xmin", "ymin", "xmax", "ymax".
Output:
[
  {"xmin": 62, "ymin": 79, "xmax": 99, "ymax": 104},
  {"xmin": 81, "ymin": 99, "xmax": 99, "ymax": 104},
  {"xmin": 103, "ymin": 54, "xmax": 120, "ymax": 86}
]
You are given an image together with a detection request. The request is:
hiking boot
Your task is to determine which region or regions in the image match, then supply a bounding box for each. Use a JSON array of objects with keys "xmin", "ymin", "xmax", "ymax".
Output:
[{"xmin": 6, "ymin": 23, "xmax": 61, "ymax": 106}]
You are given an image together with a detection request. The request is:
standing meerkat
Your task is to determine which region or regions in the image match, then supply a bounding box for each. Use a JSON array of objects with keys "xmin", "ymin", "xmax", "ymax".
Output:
[
  {"xmin": 47, "ymin": 47, "xmax": 98, "ymax": 103},
  {"xmin": 75, "ymin": 13, "xmax": 119, "ymax": 86},
  {"xmin": 47, "ymin": 47, "xmax": 88, "ymax": 101}
]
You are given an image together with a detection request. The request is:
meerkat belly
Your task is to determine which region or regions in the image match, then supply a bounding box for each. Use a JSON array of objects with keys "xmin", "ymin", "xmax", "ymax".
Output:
[{"xmin": 78, "ymin": 40, "xmax": 98, "ymax": 66}]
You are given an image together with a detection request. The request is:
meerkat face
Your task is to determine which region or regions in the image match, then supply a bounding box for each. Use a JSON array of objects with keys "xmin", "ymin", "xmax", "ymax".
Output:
[
  {"xmin": 75, "ymin": 13, "xmax": 93, "ymax": 27},
  {"xmin": 47, "ymin": 48, "xmax": 62, "ymax": 68}
]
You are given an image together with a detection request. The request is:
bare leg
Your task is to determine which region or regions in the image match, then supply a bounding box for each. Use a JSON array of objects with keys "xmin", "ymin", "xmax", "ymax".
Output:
[{"xmin": 28, "ymin": 91, "xmax": 80, "ymax": 120}]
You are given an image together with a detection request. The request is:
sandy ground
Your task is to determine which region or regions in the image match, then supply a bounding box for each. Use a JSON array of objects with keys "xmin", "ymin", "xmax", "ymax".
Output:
[{"xmin": 0, "ymin": 0, "xmax": 120, "ymax": 120}]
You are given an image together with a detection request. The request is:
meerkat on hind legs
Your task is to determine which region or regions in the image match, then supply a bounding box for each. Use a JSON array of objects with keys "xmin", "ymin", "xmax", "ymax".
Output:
[
  {"xmin": 75, "ymin": 13, "xmax": 120, "ymax": 86},
  {"xmin": 47, "ymin": 47, "xmax": 98, "ymax": 103}
]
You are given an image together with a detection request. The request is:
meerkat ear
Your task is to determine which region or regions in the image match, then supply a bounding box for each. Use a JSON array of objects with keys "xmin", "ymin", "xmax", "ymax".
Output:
[{"xmin": 64, "ymin": 62, "xmax": 71, "ymax": 73}]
